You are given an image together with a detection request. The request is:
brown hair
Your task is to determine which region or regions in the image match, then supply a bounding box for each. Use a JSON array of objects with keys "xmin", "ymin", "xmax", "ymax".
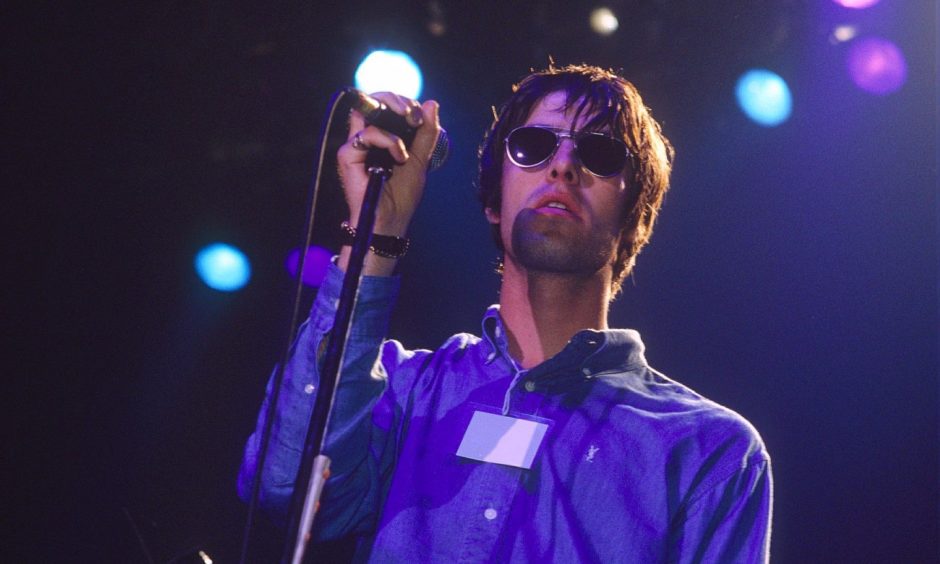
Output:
[{"xmin": 478, "ymin": 63, "xmax": 674, "ymax": 295}]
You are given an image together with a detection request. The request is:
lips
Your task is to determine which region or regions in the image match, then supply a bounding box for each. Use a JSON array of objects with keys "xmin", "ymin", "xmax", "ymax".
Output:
[{"xmin": 532, "ymin": 191, "xmax": 581, "ymax": 219}]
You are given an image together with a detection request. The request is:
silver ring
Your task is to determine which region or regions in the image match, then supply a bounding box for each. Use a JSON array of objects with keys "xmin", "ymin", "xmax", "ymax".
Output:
[{"xmin": 351, "ymin": 132, "xmax": 367, "ymax": 151}]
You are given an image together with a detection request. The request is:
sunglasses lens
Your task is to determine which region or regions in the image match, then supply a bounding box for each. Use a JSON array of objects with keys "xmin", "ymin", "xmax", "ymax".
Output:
[
  {"xmin": 578, "ymin": 134, "xmax": 628, "ymax": 177},
  {"xmin": 507, "ymin": 127, "xmax": 558, "ymax": 167}
]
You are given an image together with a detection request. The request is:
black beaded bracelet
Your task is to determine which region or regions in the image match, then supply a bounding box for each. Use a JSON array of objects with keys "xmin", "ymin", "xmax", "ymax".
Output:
[{"xmin": 340, "ymin": 221, "xmax": 410, "ymax": 259}]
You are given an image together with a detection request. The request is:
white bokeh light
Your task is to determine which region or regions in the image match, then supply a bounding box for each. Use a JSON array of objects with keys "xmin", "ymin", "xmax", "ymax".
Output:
[
  {"xmin": 830, "ymin": 24, "xmax": 858, "ymax": 44},
  {"xmin": 590, "ymin": 7, "xmax": 619, "ymax": 36},
  {"xmin": 354, "ymin": 50, "xmax": 423, "ymax": 98}
]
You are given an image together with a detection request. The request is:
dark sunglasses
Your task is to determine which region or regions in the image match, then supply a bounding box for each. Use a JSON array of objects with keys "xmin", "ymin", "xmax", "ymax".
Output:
[{"xmin": 505, "ymin": 125, "xmax": 631, "ymax": 178}]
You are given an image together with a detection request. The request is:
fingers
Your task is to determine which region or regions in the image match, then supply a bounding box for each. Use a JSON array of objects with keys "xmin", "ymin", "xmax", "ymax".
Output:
[
  {"xmin": 411, "ymin": 99, "xmax": 440, "ymax": 158},
  {"xmin": 371, "ymin": 92, "xmax": 424, "ymax": 127},
  {"xmin": 341, "ymin": 126, "xmax": 409, "ymax": 164},
  {"xmin": 343, "ymin": 92, "xmax": 440, "ymax": 169},
  {"xmin": 347, "ymin": 91, "xmax": 423, "ymax": 134}
]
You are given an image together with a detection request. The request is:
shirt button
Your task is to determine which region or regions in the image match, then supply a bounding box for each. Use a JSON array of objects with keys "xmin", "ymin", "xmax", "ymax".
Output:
[
  {"xmin": 304, "ymin": 384, "xmax": 315, "ymax": 394},
  {"xmin": 581, "ymin": 368, "xmax": 592, "ymax": 377},
  {"xmin": 484, "ymin": 508, "xmax": 498, "ymax": 520},
  {"xmin": 524, "ymin": 381, "xmax": 536, "ymax": 392}
]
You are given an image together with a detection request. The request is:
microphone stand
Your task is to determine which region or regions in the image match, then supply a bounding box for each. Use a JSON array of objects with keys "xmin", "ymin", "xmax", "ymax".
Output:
[{"xmin": 280, "ymin": 146, "xmax": 400, "ymax": 564}]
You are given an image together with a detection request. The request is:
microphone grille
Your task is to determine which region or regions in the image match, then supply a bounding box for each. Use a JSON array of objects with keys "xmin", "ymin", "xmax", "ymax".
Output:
[{"xmin": 429, "ymin": 128, "xmax": 450, "ymax": 172}]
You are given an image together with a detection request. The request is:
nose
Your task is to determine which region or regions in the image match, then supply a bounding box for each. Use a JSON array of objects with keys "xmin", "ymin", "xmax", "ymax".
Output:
[{"xmin": 547, "ymin": 139, "xmax": 580, "ymax": 185}]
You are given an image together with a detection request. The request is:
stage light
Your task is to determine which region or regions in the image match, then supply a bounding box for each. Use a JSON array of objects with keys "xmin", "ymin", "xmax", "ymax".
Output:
[
  {"xmin": 846, "ymin": 37, "xmax": 907, "ymax": 95},
  {"xmin": 354, "ymin": 50, "xmax": 423, "ymax": 98},
  {"xmin": 829, "ymin": 24, "xmax": 858, "ymax": 44},
  {"xmin": 428, "ymin": 0, "xmax": 446, "ymax": 36},
  {"xmin": 833, "ymin": 0, "xmax": 880, "ymax": 8},
  {"xmin": 195, "ymin": 243, "xmax": 251, "ymax": 292},
  {"xmin": 735, "ymin": 69, "xmax": 792, "ymax": 127},
  {"xmin": 285, "ymin": 245, "xmax": 332, "ymax": 287},
  {"xmin": 590, "ymin": 7, "xmax": 619, "ymax": 35}
]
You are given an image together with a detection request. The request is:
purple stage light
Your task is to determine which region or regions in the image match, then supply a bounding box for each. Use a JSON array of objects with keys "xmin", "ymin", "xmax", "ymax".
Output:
[
  {"xmin": 833, "ymin": 0, "xmax": 880, "ymax": 8},
  {"xmin": 847, "ymin": 37, "xmax": 907, "ymax": 95},
  {"xmin": 285, "ymin": 245, "xmax": 332, "ymax": 287}
]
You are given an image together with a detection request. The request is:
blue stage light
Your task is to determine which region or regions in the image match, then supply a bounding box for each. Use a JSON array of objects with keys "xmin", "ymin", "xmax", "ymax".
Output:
[
  {"xmin": 735, "ymin": 69, "xmax": 793, "ymax": 127},
  {"xmin": 354, "ymin": 50, "xmax": 423, "ymax": 98},
  {"xmin": 195, "ymin": 243, "xmax": 251, "ymax": 292}
]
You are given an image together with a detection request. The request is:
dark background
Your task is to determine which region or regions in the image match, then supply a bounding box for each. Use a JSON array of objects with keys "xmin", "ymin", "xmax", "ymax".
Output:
[{"xmin": 7, "ymin": 1, "xmax": 937, "ymax": 562}]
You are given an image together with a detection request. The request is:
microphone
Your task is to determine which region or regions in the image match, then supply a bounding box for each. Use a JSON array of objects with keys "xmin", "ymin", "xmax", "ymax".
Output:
[{"xmin": 344, "ymin": 87, "xmax": 449, "ymax": 171}]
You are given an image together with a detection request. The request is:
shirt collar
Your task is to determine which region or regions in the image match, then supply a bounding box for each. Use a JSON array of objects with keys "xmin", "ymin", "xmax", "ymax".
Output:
[
  {"xmin": 481, "ymin": 305, "xmax": 648, "ymax": 388},
  {"xmin": 481, "ymin": 305, "xmax": 511, "ymax": 366}
]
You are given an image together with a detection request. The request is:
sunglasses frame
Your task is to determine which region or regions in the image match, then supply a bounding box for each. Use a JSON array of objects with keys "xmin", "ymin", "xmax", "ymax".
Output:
[{"xmin": 504, "ymin": 125, "xmax": 631, "ymax": 178}]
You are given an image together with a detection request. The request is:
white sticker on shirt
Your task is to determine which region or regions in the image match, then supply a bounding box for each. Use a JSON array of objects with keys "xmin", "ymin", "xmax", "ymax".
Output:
[{"xmin": 456, "ymin": 410, "xmax": 549, "ymax": 469}]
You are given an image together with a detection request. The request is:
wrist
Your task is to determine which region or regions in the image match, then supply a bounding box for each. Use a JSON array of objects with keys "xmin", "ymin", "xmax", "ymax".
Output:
[
  {"xmin": 339, "ymin": 221, "xmax": 410, "ymax": 259},
  {"xmin": 347, "ymin": 214, "xmax": 411, "ymax": 239},
  {"xmin": 337, "ymin": 245, "xmax": 399, "ymax": 276}
]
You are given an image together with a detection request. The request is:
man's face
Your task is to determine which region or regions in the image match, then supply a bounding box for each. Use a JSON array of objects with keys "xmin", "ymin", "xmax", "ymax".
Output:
[{"xmin": 486, "ymin": 91, "xmax": 630, "ymax": 279}]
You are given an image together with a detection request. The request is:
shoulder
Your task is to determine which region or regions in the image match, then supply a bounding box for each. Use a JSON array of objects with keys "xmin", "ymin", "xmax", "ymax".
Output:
[
  {"xmin": 644, "ymin": 367, "xmax": 770, "ymax": 498},
  {"xmin": 375, "ymin": 331, "xmax": 503, "ymax": 412},
  {"xmin": 376, "ymin": 331, "xmax": 488, "ymax": 388},
  {"xmin": 657, "ymin": 367, "xmax": 764, "ymax": 446},
  {"xmin": 598, "ymin": 363, "xmax": 769, "ymax": 486},
  {"xmin": 649, "ymin": 365, "xmax": 766, "ymax": 456},
  {"xmin": 378, "ymin": 332, "xmax": 484, "ymax": 365}
]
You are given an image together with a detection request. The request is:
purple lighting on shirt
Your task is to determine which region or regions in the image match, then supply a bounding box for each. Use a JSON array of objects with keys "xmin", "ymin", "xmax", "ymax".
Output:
[
  {"xmin": 847, "ymin": 37, "xmax": 907, "ymax": 95},
  {"xmin": 285, "ymin": 245, "xmax": 332, "ymax": 287}
]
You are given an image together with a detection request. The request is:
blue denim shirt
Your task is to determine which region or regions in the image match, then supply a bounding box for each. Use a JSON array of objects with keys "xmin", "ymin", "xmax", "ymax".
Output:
[{"xmin": 239, "ymin": 263, "xmax": 772, "ymax": 562}]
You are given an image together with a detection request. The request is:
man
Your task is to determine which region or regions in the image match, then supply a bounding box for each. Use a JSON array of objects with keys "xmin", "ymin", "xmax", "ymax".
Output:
[{"xmin": 239, "ymin": 64, "xmax": 773, "ymax": 562}]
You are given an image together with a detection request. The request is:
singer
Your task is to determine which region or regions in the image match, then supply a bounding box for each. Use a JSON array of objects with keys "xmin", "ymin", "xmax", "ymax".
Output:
[{"xmin": 239, "ymin": 64, "xmax": 772, "ymax": 562}]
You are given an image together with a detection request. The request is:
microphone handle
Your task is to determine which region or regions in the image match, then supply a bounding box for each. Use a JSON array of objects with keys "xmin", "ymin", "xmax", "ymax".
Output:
[
  {"xmin": 344, "ymin": 88, "xmax": 447, "ymax": 172},
  {"xmin": 364, "ymin": 102, "xmax": 415, "ymax": 172},
  {"xmin": 363, "ymin": 105, "xmax": 418, "ymax": 146}
]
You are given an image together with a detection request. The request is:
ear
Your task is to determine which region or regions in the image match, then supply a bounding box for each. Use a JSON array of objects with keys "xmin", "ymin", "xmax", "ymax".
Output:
[{"xmin": 484, "ymin": 207, "xmax": 500, "ymax": 225}]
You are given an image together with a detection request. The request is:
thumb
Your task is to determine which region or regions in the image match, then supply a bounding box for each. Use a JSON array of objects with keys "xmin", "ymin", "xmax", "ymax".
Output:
[{"xmin": 409, "ymin": 100, "xmax": 441, "ymax": 165}]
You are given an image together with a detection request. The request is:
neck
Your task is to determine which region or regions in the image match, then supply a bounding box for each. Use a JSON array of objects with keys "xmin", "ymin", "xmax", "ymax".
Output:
[{"xmin": 498, "ymin": 259, "xmax": 612, "ymax": 369}]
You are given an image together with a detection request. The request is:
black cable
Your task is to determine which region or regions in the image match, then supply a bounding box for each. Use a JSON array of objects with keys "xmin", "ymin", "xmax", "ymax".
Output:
[{"xmin": 238, "ymin": 88, "xmax": 350, "ymax": 564}]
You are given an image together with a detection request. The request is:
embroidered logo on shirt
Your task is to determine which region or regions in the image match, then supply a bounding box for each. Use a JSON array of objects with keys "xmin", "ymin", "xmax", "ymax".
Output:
[{"xmin": 585, "ymin": 444, "xmax": 600, "ymax": 463}]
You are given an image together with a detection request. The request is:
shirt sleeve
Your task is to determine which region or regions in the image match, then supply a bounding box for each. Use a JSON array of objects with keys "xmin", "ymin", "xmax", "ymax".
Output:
[
  {"xmin": 237, "ymin": 260, "xmax": 402, "ymax": 539},
  {"xmin": 670, "ymin": 444, "xmax": 773, "ymax": 563}
]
